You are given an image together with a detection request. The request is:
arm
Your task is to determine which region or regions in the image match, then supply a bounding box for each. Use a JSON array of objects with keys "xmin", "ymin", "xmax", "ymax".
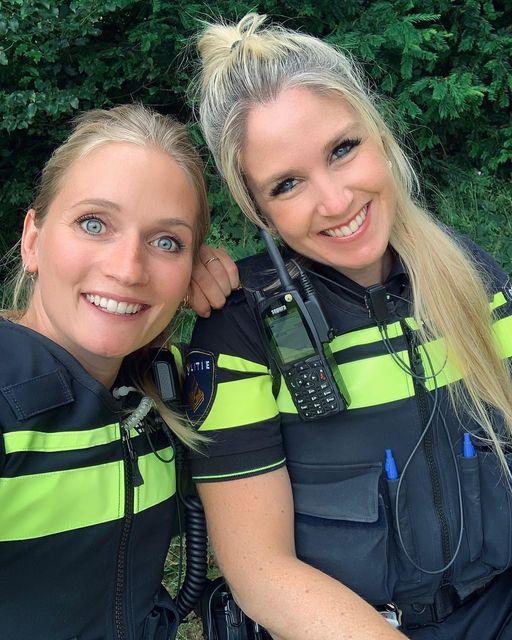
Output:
[
  {"xmin": 188, "ymin": 245, "xmax": 240, "ymax": 317},
  {"xmin": 199, "ymin": 468, "xmax": 406, "ymax": 640}
]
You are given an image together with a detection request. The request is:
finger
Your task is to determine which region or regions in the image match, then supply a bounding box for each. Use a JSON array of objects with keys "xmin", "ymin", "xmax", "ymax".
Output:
[
  {"xmin": 194, "ymin": 247, "xmax": 233, "ymax": 297},
  {"xmin": 196, "ymin": 245, "xmax": 240, "ymax": 293},
  {"xmin": 212, "ymin": 246, "xmax": 240, "ymax": 290},
  {"xmin": 191, "ymin": 261, "xmax": 227, "ymax": 304},
  {"xmin": 187, "ymin": 281, "xmax": 212, "ymax": 318}
]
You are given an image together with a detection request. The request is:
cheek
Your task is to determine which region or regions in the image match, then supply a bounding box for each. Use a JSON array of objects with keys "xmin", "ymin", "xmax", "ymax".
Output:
[
  {"xmin": 39, "ymin": 239, "xmax": 86, "ymax": 277},
  {"xmin": 157, "ymin": 261, "xmax": 193, "ymax": 301}
]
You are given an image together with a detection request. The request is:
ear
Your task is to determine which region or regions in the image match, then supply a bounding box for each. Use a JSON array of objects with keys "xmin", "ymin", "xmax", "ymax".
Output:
[{"xmin": 21, "ymin": 209, "xmax": 40, "ymax": 273}]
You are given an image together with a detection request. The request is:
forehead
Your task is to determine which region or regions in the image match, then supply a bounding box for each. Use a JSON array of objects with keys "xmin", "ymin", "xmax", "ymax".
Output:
[
  {"xmin": 242, "ymin": 87, "xmax": 360, "ymax": 170},
  {"xmin": 48, "ymin": 142, "xmax": 198, "ymax": 222}
]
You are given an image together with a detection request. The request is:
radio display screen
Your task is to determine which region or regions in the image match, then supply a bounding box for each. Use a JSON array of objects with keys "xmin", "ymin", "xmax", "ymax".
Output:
[{"xmin": 263, "ymin": 300, "xmax": 316, "ymax": 366}]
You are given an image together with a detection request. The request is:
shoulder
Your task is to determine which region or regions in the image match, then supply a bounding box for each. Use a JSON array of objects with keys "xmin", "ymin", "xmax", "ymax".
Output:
[
  {"xmin": 0, "ymin": 320, "xmax": 117, "ymax": 428},
  {"xmin": 0, "ymin": 320, "xmax": 61, "ymax": 384},
  {"xmin": 189, "ymin": 251, "xmax": 276, "ymax": 356}
]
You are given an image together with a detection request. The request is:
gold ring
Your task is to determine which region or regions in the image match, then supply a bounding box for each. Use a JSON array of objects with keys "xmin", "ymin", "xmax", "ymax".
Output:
[{"xmin": 204, "ymin": 256, "xmax": 220, "ymax": 266}]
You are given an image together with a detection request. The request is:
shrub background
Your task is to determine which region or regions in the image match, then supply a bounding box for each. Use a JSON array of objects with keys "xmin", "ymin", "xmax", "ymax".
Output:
[
  {"xmin": 1, "ymin": 0, "xmax": 511, "ymax": 270},
  {"xmin": 1, "ymin": 2, "xmax": 510, "ymax": 637}
]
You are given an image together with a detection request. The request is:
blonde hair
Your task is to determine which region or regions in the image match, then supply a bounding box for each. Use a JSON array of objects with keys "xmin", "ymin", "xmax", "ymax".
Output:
[
  {"xmin": 5, "ymin": 104, "xmax": 210, "ymax": 448},
  {"xmin": 194, "ymin": 14, "xmax": 512, "ymax": 468}
]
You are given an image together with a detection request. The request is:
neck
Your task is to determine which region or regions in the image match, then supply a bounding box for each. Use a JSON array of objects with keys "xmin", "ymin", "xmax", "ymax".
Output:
[{"xmin": 338, "ymin": 249, "xmax": 393, "ymax": 288}]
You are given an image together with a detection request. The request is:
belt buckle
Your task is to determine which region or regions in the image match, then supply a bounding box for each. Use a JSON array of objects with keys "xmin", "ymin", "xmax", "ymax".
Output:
[{"xmin": 379, "ymin": 603, "xmax": 402, "ymax": 628}]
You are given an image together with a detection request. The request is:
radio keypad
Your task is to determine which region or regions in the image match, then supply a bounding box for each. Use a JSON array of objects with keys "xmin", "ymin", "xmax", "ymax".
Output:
[{"xmin": 286, "ymin": 357, "xmax": 340, "ymax": 419}]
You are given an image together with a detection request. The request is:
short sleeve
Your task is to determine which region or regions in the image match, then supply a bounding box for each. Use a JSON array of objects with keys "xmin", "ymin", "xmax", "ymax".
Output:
[{"xmin": 184, "ymin": 291, "xmax": 285, "ymax": 482}]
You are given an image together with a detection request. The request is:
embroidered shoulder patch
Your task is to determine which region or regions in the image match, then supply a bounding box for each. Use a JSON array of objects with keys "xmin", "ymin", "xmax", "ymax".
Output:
[{"xmin": 184, "ymin": 350, "xmax": 216, "ymax": 425}]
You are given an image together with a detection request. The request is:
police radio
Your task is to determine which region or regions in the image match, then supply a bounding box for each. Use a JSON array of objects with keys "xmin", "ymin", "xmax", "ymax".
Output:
[{"xmin": 254, "ymin": 230, "xmax": 350, "ymax": 420}]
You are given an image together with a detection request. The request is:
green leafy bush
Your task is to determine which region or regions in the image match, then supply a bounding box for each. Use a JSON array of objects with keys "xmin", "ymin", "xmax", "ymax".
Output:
[{"xmin": 1, "ymin": 0, "xmax": 510, "ymax": 270}]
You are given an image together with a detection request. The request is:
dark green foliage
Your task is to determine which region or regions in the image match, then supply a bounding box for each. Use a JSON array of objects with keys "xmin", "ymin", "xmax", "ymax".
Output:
[{"xmin": 0, "ymin": 0, "xmax": 511, "ymax": 271}]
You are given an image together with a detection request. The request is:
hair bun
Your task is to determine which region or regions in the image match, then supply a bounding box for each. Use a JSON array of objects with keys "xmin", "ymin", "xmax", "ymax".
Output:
[
  {"xmin": 197, "ymin": 13, "xmax": 268, "ymax": 90},
  {"xmin": 237, "ymin": 12, "xmax": 267, "ymax": 40}
]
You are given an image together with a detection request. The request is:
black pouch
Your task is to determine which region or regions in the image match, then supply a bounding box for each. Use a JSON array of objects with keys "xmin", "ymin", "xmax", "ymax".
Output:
[
  {"xmin": 198, "ymin": 578, "xmax": 271, "ymax": 640},
  {"xmin": 142, "ymin": 586, "xmax": 179, "ymax": 640},
  {"xmin": 290, "ymin": 461, "xmax": 395, "ymax": 603}
]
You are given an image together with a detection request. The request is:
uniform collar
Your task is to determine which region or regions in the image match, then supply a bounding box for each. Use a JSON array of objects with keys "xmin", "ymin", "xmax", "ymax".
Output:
[{"xmin": 294, "ymin": 246, "xmax": 409, "ymax": 300}]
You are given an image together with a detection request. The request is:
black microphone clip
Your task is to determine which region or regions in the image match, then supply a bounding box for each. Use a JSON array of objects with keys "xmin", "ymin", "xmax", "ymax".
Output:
[{"xmin": 365, "ymin": 284, "xmax": 392, "ymax": 324}]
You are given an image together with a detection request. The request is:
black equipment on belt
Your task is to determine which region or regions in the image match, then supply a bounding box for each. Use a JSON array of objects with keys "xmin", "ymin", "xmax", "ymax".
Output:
[
  {"xmin": 253, "ymin": 230, "xmax": 350, "ymax": 421},
  {"xmin": 198, "ymin": 577, "xmax": 272, "ymax": 640}
]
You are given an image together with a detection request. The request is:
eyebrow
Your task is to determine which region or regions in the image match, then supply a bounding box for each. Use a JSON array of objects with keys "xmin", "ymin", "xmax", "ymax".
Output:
[
  {"xmin": 72, "ymin": 198, "xmax": 122, "ymax": 210},
  {"xmin": 156, "ymin": 218, "xmax": 194, "ymax": 232},
  {"xmin": 253, "ymin": 122, "xmax": 362, "ymax": 193}
]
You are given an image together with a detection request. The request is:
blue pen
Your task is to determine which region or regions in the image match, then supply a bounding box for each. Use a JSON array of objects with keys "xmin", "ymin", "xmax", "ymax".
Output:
[
  {"xmin": 385, "ymin": 448, "xmax": 399, "ymax": 480},
  {"xmin": 463, "ymin": 433, "xmax": 476, "ymax": 458}
]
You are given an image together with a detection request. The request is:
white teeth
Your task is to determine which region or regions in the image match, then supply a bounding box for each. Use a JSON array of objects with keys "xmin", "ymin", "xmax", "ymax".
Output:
[
  {"xmin": 86, "ymin": 294, "xmax": 143, "ymax": 315},
  {"xmin": 324, "ymin": 205, "xmax": 368, "ymax": 238}
]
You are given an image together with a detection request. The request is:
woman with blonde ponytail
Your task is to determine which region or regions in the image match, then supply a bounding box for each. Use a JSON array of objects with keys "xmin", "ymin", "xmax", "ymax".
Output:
[
  {"xmin": 0, "ymin": 103, "xmax": 239, "ymax": 640},
  {"xmin": 185, "ymin": 13, "xmax": 512, "ymax": 640}
]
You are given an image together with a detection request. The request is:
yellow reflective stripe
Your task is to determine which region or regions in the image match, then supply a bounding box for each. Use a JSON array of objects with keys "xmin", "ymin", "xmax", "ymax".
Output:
[
  {"xmin": 217, "ymin": 354, "xmax": 269, "ymax": 374},
  {"xmin": 330, "ymin": 321, "xmax": 402, "ymax": 352},
  {"xmin": 420, "ymin": 340, "xmax": 460, "ymax": 390},
  {"xmin": 403, "ymin": 317, "xmax": 420, "ymax": 331},
  {"xmin": 0, "ymin": 459, "xmax": 124, "ymax": 541},
  {"xmin": 491, "ymin": 291, "xmax": 507, "ymax": 311},
  {"xmin": 277, "ymin": 354, "xmax": 415, "ymax": 412},
  {"xmin": 171, "ymin": 344, "xmax": 183, "ymax": 373},
  {"xmin": 340, "ymin": 351, "xmax": 414, "ymax": 409},
  {"xmin": 4, "ymin": 423, "xmax": 120, "ymax": 454},
  {"xmin": 0, "ymin": 449, "xmax": 176, "ymax": 542},
  {"xmin": 134, "ymin": 448, "xmax": 176, "ymax": 514},
  {"xmin": 494, "ymin": 315, "xmax": 512, "ymax": 359},
  {"xmin": 199, "ymin": 376, "xmax": 278, "ymax": 431}
]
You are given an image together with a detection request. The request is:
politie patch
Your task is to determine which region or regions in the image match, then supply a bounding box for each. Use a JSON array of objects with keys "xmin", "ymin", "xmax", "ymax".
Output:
[{"xmin": 184, "ymin": 350, "xmax": 216, "ymax": 425}]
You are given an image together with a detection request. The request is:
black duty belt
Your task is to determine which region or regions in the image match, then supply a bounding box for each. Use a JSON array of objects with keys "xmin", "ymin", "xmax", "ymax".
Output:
[{"xmin": 398, "ymin": 581, "xmax": 492, "ymax": 630}]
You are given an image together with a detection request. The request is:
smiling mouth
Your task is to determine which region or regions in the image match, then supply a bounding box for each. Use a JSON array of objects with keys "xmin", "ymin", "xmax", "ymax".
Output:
[
  {"xmin": 85, "ymin": 294, "xmax": 146, "ymax": 315},
  {"xmin": 321, "ymin": 204, "xmax": 368, "ymax": 238}
]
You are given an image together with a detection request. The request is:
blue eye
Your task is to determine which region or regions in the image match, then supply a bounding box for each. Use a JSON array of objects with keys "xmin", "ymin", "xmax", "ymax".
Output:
[
  {"xmin": 79, "ymin": 217, "xmax": 105, "ymax": 235},
  {"xmin": 271, "ymin": 177, "xmax": 299, "ymax": 197},
  {"xmin": 332, "ymin": 138, "xmax": 361, "ymax": 161},
  {"xmin": 152, "ymin": 236, "xmax": 183, "ymax": 252}
]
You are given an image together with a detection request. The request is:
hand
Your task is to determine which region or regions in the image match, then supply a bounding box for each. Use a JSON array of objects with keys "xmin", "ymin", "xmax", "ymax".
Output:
[{"xmin": 188, "ymin": 245, "xmax": 240, "ymax": 317}]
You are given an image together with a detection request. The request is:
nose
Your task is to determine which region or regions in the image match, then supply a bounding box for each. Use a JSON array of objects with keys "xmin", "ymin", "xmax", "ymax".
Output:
[
  {"xmin": 314, "ymin": 173, "xmax": 353, "ymax": 217},
  {"xmin": 103, "ymin": 234, "xmax": 149, "ymax": 286}
]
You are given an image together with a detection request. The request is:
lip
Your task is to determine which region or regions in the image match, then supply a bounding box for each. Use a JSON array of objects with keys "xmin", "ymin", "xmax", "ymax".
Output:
[{"xmin": 319, "ymin": 202, "xmax": 371, "ymax": 240}]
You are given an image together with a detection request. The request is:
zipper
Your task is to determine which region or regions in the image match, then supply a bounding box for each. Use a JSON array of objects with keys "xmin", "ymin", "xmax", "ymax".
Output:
[
  {"xmin": 401, "ymin": 321, "xmax": 452, "ymax": 580},
  {"xmin": 114, "ymin": 425, "xmax": 141, "ymax": 640}
]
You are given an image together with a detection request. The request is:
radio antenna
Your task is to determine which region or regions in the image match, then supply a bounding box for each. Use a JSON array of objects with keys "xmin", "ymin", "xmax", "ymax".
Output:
[{"xmin": 260, "ymin": 229, "xmax": 294, "ymax": 291}]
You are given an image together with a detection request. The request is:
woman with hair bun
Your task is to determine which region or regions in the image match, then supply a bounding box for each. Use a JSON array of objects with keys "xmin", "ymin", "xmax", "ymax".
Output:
[
  {"xmin": 0, "ymin": 103, "xmax": 238, "ymax": 640},
  {"xmin": 185, "ymin": 13, "xmax": 512, "ymax": 640}
]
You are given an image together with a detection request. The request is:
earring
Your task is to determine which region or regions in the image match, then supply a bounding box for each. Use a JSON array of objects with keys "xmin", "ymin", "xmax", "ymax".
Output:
[
  {"xmin": 24, "ymin": 267, "xmax": 37, "ymax": 282},
  {"xmin": 179, "ymin": 293, "xmax": 189, "ymax": 311},
  {"xmin": 387, "ymin": 160, "xmax": 393, "ymax": 169}
]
